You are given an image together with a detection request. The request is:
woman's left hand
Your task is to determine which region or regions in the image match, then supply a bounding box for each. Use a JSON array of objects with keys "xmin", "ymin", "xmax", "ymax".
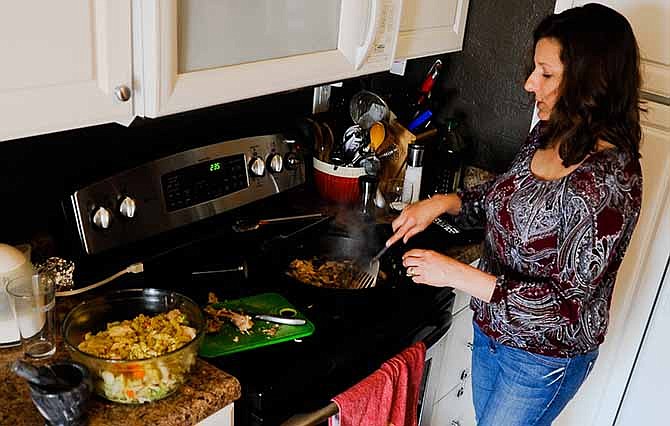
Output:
[{"xmin": 402, "ymin": 249, "xmax": 458, "ymax": 287}]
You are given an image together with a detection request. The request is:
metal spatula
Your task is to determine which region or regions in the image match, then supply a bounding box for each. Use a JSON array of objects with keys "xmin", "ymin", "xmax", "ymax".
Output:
[{"xmin": 352, "ymin": 245, "xmax": 390, "ymax": 289}]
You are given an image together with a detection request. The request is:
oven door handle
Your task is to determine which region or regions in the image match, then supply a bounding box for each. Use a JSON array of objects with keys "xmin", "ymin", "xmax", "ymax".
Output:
[{"xmin": 281, "ymin": 402, "xmax": 339, "ymax": 426}]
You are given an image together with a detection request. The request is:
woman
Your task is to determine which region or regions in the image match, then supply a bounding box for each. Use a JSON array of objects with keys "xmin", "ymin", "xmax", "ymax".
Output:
[{"xmin": 387, "ymin": 4, "xmax": 643, "ymax": 425}]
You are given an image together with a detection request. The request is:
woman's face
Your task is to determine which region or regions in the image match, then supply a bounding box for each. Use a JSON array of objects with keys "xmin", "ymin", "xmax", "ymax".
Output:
[{"xmin": 525, "ymin": 37, "xmax": 564, "ymax": 121}]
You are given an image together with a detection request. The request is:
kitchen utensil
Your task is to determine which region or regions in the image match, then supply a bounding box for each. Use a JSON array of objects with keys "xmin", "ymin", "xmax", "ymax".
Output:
[
  {"xmin": 200, "ymin": 293, "xmax": 314, "ymax": 358},
  {"xmin": 62, "ymin": 288, "xmax": 205, "ymax": 403},
  {"xmin": 252, "ymin": 312, "xmax": 306, "ymax": 326},
  {"xmin": 351, "ymin": 245, "xmax": 390, "ymax": 289},
  {"xmin": 26, "ymin": 361, "xmax": 92, "ymax": 426},
  {"xmin": 12, "ymin": 360, "xmax": 72, "ymax": 390},
  {"xmin": 369, "ymin": 121, "xmax": 386, "ymax": 151},
  {"xmin": 342, "ymin": 124, "xmax": 365, "ymax": 163},
  {"xmin": 350, "ymin": 90, "xmax": 390, "ymax": 130},
  {"xmin": 414, "ymin": 59, "xmax": 443, "ymax": 108},
  {"xmin": 232, "ymin": 213, "xmax": 324, "ymax": 232},
  {"xmin": 408, "ymin": 109, "xmax": 433, "ymax": 132},
  {"xmin": 0, "ymin": 243, "xmax": 33, "ymax": 347}
]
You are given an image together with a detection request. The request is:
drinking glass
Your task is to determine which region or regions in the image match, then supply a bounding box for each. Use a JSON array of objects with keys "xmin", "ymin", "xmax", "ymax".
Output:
[
  {"xmin": 381, "ymin": 178, "xmax": 409, "ymax": 212},
  {"xmin": 6, "ymin": 272, "xmax": 57, "ymax": 358}
]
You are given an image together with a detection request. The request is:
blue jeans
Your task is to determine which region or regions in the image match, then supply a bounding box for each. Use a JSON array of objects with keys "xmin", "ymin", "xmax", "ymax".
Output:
[{"xmin": 471, "ymin": 322, "xmax": 598, "ymax": 426}]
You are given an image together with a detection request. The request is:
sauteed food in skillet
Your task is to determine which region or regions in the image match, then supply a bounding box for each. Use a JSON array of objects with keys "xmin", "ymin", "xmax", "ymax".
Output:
[
  {"xmin": 287, "ymin": 257, "xmax": 359, "ymax": 288},
  {"xmin": 287, "ymin": 257, "xmax": 366, "ymax": 289}
]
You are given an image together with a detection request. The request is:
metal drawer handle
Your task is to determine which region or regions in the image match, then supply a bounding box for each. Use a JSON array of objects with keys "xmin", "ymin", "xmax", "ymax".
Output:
[
  {"xmin": 456, "ymin": 387, "xmax": 464, "ymax": 398},
  {"xmin": 460, "ymin": 369, "xmax": 469, "ymax": 381}
]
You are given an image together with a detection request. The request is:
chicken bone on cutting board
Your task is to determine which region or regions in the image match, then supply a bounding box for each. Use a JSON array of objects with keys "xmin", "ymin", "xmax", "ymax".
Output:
[{"xmin": 204, "ymin": 292, "xmax": 254, "ymax": 334}]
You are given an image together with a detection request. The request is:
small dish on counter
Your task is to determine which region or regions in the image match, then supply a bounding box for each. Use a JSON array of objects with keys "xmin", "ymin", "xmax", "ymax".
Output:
[{"xmin": 62, "ymin": 288, "xmax": 205, "ymax": 404}]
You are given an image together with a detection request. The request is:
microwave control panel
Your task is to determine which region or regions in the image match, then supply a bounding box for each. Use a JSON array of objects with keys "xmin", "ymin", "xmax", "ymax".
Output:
[{"xmin": 70, "ymin": 134, "xmax": 306, "ymax": 254}]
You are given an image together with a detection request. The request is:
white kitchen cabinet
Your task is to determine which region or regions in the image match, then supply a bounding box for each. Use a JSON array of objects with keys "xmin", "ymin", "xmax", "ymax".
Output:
[
  {"xmin": 395, "ymin": 0, "xmax": 470, "ymax": 60},
  {"xmin": 424, "ymin": 301, "xmax": 476, "ymax": 426},
  {"xmin": 197, "ymin": 402, "xmax": 234, "ymax": 426},
  {"xmin": 139, "ymin": 0, "xmax": 403, "ymax": 118},
  {"xmin": 435, "ymin": 306, "xmax": 474, "ymax": 400},
  {"xmin": 0, "ymin": 0, "xmax": 134, "ymax": 142},
  {"xmin": 549, "ymin": 3, "xmax": 670, "ymax": 425},
  {"xmin": 554, "ymin": 0, "xmax": 670, "ymax": 99},
  {"xmin": 431, "ymin": 369, "xmax": 476, "ymax": 426},
  {"xmin": 553, "ymin": 102, "xmax": 670, "ymax": 426},
  {"xmin": 616, "ymin": 256, "xmax": 670, "ymax": 425}
]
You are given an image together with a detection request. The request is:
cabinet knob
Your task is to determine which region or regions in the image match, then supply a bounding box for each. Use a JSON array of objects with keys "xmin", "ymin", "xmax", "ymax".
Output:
[
  {"xmin": 466, "ymin": 342, "xmax": 473, "ymax": 351},
  {"xmin": 460, "ymin": 369, "xmax": 469, "ymax": 381},
  {"xmin": 456, "ymin": 387, "xmax": 464, "ymax": 398},
  {"xmin": 451, "ymin": 421, "xmax": 461, "ymax": 426},
  {"xmin": 114, "ymin": 85, "xmax": 132, "ymax": 102}
]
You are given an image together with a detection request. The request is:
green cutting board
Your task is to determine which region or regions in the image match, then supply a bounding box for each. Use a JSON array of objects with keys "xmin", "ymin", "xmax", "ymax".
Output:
[{"xmin": 199, "ymin": 293, "xmax": 315, "ymax": 358}]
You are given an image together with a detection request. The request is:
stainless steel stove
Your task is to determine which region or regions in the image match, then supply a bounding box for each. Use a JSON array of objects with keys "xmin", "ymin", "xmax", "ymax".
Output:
[{"xmin": 65, "ymin": 133, "xmax": 478, "ymax": 426}]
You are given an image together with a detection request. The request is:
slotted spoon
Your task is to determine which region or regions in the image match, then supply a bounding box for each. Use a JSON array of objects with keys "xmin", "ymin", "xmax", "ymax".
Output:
[{"xmin": 351, "ymin": 245, "xmax": 390, "ymax": 289}]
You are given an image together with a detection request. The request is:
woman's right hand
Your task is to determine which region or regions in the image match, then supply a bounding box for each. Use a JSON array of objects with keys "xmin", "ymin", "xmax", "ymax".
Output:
[{"xmin": 386, "ymin": 193, "xmax": 461, "ymax": 246}]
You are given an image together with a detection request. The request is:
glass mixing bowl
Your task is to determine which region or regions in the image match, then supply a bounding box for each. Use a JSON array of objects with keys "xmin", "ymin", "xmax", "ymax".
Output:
[{"xmin": 62, "ymin": 288, "xmax": 205, "ymax": 404}]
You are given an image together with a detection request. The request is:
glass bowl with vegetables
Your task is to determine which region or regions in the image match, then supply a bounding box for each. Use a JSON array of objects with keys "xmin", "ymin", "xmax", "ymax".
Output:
[{"xmin": 62, "ymin": 288, "xmax": 205, "ymax": 404}]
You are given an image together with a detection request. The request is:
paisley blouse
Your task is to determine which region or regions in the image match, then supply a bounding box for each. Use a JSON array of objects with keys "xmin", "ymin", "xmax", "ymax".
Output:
[{"xmin": 456, "ymin": 124, "xmax": 642, "ymax": 357}]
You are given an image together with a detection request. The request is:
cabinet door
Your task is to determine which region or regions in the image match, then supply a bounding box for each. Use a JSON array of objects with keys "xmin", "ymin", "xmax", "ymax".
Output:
[
  {"xmin": 395, "ymin": 0, "xmax": 470, "ymax": 60},
  {"xmin": 431, "ymin": 377, "xmax": 476, "ymax": 426},
  {"xmin": 555, "ymin": 104, "xmax": 670, "ymax": 425},
  {"xmin": 141, "ymin": 0, "xmax": 402, "ymax": 118},
  {"xmin": 0, "ymin": 0, "xmax": 133, "ymax": 142},
  {"xmin": 555, "ymin": 0, "xmax": 669, "ymax": 99},
  {"xmin": 436, "ymin": 308, "xmax": 474, "ymax": 401},
  {"xmin": 616, "ymin": 260, "xmax": 670, "ymax": 425}
]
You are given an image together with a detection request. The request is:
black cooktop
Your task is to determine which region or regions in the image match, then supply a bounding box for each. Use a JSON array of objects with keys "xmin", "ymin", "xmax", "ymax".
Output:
[
  {"xmin": 69, "ymin": 186, "xmax": 482, "ymax": 425},
  {"xmin": 132, "ymin": 214, "xmax": 477, "ymax": 425}
]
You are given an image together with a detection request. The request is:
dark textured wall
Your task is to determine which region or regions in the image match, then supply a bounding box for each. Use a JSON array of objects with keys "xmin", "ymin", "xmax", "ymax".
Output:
[{"xmin": 444, "ymin": 0, "xmax": 556, "ymax": 172}]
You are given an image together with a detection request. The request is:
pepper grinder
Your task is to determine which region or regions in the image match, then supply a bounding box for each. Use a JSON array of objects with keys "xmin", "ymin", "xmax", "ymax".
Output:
[
  {"xmin": 359, "ymin": 175, "xmax": 379, "ymax": 220},
  {"xmin": 402, "ymin": 143, "xmax": 425, "ymax": 204}
]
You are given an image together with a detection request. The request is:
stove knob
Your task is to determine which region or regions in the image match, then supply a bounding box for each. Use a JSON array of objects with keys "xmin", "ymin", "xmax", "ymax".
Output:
[
  {"xmin": 267, "ymin": 153, "xmax": 283, "ymax": 173},
  {"xmin": 92, "ymin": 206, "xmax": 112, "ymax": 230},
  {"xmin": 284, "ymin": 152, "xmax": 302, "ymax": 170},
  {"xmin": 119, "ymin": 196, "xmax": 137, "ymax": 218},
  {"xmin": 248, "ymin": 157, "xmax": 266, "ymax": 177}
]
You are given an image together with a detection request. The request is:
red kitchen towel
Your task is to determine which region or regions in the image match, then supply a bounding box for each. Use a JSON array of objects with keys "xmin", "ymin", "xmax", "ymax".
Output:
[{"xmin": 330, "ymin": 341, "xmax": 426, "ymax": 426}]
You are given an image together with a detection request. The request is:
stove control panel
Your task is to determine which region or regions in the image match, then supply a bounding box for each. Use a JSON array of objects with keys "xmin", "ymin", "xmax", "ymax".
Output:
[{"xmin": 70, "ymin": 134, "xmax": 306, "ymax": 254}]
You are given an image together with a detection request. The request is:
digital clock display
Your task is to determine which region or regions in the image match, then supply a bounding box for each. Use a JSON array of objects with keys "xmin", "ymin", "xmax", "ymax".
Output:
[{"xmin": 161, "ymin": 154, "xmax": 248, "ymax": 212}]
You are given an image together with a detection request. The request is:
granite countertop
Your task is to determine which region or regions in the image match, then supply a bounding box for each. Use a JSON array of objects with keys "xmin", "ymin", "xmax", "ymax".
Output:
[{"xmin": 0, "ymin": 297, "xmax": 241, "ymax": 426}]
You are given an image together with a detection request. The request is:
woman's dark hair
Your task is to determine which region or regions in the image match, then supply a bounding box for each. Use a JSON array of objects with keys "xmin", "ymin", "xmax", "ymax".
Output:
[{"xmin": 533, "ymin": 3, "xmax": 642, "ymax": 165}]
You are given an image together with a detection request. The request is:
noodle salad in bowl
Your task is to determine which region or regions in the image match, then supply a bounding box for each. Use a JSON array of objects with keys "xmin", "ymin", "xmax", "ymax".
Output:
[{"xmin": 63, "ymin": 289, "xmax": 205, "ymax": 404}]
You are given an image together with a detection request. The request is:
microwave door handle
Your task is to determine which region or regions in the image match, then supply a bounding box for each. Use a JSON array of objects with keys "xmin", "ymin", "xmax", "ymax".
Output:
[{"xmin": 355, "ymin": 0, "xmax": 381, "ymax": 70}]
